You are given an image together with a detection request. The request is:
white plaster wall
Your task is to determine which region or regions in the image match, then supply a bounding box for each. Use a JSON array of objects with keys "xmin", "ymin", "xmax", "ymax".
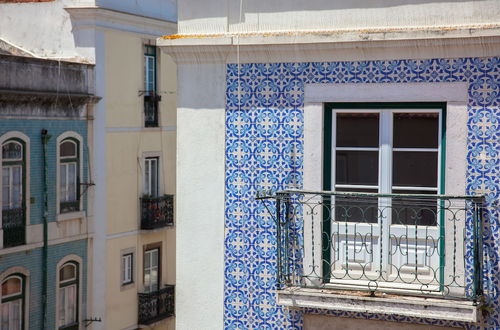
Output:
[
  {"xmin": 175, "ymin": 61, "xmax": 226, "ymax": 330},
  {"xmin": 0, "ymin": 0, "xmax": 87, "ymax": 60},
  {"xmin": 178, "ymin": 0, "xmax": 500, "ymax": 34},
  {"xmin": 97, "ymin": 0, "xmax": 177, "ymax": 22}
]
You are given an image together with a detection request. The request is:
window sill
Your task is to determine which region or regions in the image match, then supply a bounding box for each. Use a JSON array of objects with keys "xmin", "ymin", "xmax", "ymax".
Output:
[
  {"xmin": 121, "ymin": 282, "xmax": 135, "ymax": 291},
  {"xmin": 0, "ymin": 242, "xmax": 43, "ymax": 255},
  {"xmin": 57, "ymin": 211, "xmax": 86, "ymax": 223},
  {"xmin": 277, "ymin": 287, "xmax": 479, "ymax": 323}
]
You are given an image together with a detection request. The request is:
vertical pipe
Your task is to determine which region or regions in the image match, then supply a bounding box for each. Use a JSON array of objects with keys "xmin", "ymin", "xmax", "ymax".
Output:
[{"xmin": 41, "ymin": 129, "xmax": 50, "ymax": 329}]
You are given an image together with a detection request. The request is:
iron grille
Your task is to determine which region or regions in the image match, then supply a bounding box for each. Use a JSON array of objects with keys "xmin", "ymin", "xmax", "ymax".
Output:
[
  {"xmin": 258, "ymin": 190, "xmax": 485, "ymax": 301},
  {"xmin": 2, "ymin": 207, "xmax": 25, "ymax": 248},
  {"xmin": 140, "ymin": 195, "xmax": 174, "ymax": 229},
  {"xmin": 138, "ymin": 285, "xmax": 175, "ymax": 325}
]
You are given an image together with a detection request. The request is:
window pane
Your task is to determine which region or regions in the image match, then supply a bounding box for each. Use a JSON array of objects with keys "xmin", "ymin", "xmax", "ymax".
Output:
[
  {"xmin": 336, "ymin": 113, "xmax": 379, "ymax": 147},
  {"xmin": 2, "ymin": 142, "xmax": 22, "ymax": 160},
  {"xmin": 60, "ymin": 141, "xmax": 76, "ymax": 158},
  {"xmin": 68, "ymin": 163, "xmax": 77, "ymax": 201},
  {"xmin": 2, "ymin": 277, "xmax": 21, "ymax": 296},
  {"xmin": 334, "ymin": 188, "xmax": 379, "ymax": 223},
  {"xmin": 3, "ymin": 168, "xmax": 9, "ymax": 208},
  {"xmin": 336, "ymin": 151, "xmax": 378, "ymax": 185},
  {"xmin": 391, "ymin": 191, "xmax": 438, "ymax": 226},
  {"xmin": 151, "ymin": 159, "xmax": 158, "ymax": 197},
  {"xmin": 12, "ymin": 167, "xmax": 22, "ymax": 208},
  {"xmin": 60, "ymin": 164, "xmax": 67, "ymax": 201},
  {"xmin": 60, "ymin": 264, "xmax": 76, "ymax": 281},
  {"xmin": 393, "ymin": 151, "xmax": 438, "ymax": 187},
  {"xmin": 393, "ymin": 112, "xmax": 439, "ymax": 148}
]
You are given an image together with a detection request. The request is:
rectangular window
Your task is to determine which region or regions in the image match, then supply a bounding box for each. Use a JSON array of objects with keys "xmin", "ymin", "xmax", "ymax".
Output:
[
  {"xmin": 144, "ymin": 45, "xmax": 159, "ymax": 127},
  {"xmin": 144, "ymin": 157, "xmax": 159, "ymax": 197},
  {"xmin": 2, "ymin": 165, "xmax": 22, "ymax": 210},
  {"xmin": 144, "ymin": 248, "xmax": 159, "ymax": 293},
  {"xmin": 324, "ymin": 103, "xmax": 445, "ymax": 284},
  {"xmin": 122, "ymin": 253, "xmax": 134, "ymax": 285}
]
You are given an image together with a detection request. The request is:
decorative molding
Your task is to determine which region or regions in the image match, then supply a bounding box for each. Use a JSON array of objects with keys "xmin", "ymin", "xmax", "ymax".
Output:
[{"xmin": 65, "ymin": 7, "xmax": 176, "ymax": 37}]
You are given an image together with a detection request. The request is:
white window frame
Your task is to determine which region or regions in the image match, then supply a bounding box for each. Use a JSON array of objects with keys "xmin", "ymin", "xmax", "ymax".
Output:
[
  {"xmin": 143, "ymin": 247, "xmax": 160, "ymax": 293},
  {"xmin": 142, "ymin": 152, "xmax": 163, "ymax": 198},
  {"xmin": 329, "ymin": 108, "xmax": 443, "ymax": 195},
  {"xmin": 56, "ymin": 132, "xmax": 84, "ymax": 221},
  {"xmin": 302, "ymin": 82, "xmax": 469, "ymax": 288},
  {"xmin": 0, "ymin": 132, "xmax": 30, "ymax": 249},
  {"xmin": 122, "ymin": 253, "xmax": 134, "ymax": 285}
]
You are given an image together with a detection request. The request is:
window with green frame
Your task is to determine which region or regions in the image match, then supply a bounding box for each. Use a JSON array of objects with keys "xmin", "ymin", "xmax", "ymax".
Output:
[
  {"xmin": 2, "ymin": 138, "xmax": 26, "ymax": 247},
  {"xmin": 59, "ymin": 138, "xmax": 80, "ymax": 213},
  {"xmin": 144, "ymin": 44, "xmax": 159, "ymax": 127},
  {"xmin": 58, "ymin": 262, "xmax": 79, "ymax": 330},
  {"xmin": 1, "ymin": 274, "xmax": 25, "ymax": 330},
  {"xmin": 322, "ymin": 102, "xmax": 447, "ymax": 281}
]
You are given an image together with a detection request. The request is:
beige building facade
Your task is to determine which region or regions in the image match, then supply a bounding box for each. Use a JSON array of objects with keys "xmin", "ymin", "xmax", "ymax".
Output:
[{"xmin": 0, "ymin": 1, "xmax": 177, "ymax": 329}]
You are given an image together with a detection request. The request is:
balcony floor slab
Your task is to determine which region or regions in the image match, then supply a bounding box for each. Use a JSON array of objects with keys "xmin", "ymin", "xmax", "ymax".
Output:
[{"xmin": 277, "ymin": 287, "xmax": 479, "ymax": 323}]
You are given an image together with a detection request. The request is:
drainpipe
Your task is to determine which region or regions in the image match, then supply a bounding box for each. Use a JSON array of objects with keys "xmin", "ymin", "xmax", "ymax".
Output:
[{"xmin": 41, "ymin": 129, "xmax": 50, "ymax": 329}]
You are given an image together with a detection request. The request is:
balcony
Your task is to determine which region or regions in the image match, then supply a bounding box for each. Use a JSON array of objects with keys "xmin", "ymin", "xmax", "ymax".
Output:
[
  {"xmin": 138, "ymin": 285, "xmax": 175, "ymax": 325},
  {"xmin": 2, "ymin": 208, "xmax": 25, "ymax": 248},
  {"xmin": 144, "ymin": 94, "xmax": 160, "ymax": 127},
  {"xmin": 258, "ymin": 190, "xmax": 485, "ymax": 322},
  {"xmin": 140, "ymin": 195, "xmax": 174, "ymax": 230}
]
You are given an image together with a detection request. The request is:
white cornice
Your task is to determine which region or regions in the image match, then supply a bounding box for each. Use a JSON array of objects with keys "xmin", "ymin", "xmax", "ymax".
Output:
[
  {"xmin": 160, "ymin": 35, "xmax": 500, "ymax": 64},
  {"xmin": 65, "ymin": 7, "xmax": 177, "ymax": 37}
]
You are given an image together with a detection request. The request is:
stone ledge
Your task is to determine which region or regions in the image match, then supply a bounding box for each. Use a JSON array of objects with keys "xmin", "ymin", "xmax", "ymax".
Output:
[{"xmin": 277, "ymin": 287, "xmax": 479, "ymax": 323}]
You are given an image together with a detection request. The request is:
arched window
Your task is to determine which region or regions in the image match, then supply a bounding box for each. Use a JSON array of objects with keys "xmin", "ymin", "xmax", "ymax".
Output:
[
  {"xmin": 2, "ymin": 139, "xmax": 26, "ymax": 247},
  {"xmin": 59, "ymin": 138, "xmax": 80, "ymax": 213},
  {"xmin": 1, "ymin": 275, "xmax": 25, "ymax": 330},
  {"xmin": 58, "ymin": 262, "xmax": 79, "ymax": 329}
]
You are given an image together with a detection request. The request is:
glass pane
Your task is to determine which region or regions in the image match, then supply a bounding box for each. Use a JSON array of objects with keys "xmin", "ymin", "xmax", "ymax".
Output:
[
  {"xmin": 145, "ymin": 161, "xmax": 150, "ymax": 195},
  {"xmin": 60, "ymin": 164, "xmax": 67, "ymax": 201},
  {"xmin": 60, "ymin": 264, "xmax": 76, "ymax": 281},
  {"xmin": 59, "ymin": 288, "xmax": 65, "ymax": 324},
  {"xmin": 334, "ymin": 188, "xmax": 379, "ymax": 223},
  {"xmin": 151, "ymin": 159, "xmax": 158, "ymax": 197},
  {"xmin": 336, "ymin": 151, "xmax": 378, "ymax": 185},
  {"xmin": 336, "ymin": 113, "xmax": 379, "ymax": 147},
  {"xmin": 60, "ymin": 141, "xmax": 77, "ymax": 158},
  {"xmin": 144, "ymin": 252, "xmax": 151, "ymax": 268},
  {"xmin": 68, "ymin": 163, "xmax": 77, "ymax": 201},
  {"xmin": 391, "ymin": 190, "xmax": 437, "ymax": 226},
  {"xmin": 393, "ymin": 151, "xmax": 438, "ymax": 187},
  {"xmin": 67, "ymin": 285, "xmax": 76, "ymax": 324},
  {"xmin": 12, "ymin": 167, "xmax": 22, "ymax": 208},
  {"xmin": 3, "ymin": 168, "xmax": 9, "ymax": 208},
  {"xmin": 2, "ymin": 142, "xmax": 22, "ymax": 160},
  {"xmin": 393, "ymin": 112, "xmax": 439, "ymax": 148},
  {"xmin": 151, "ymin": 249, "xmax": 158, "ymax": 267},
  {"xmin": 2, "ymin": 277, "xmax": 21, "ymax": 296}
]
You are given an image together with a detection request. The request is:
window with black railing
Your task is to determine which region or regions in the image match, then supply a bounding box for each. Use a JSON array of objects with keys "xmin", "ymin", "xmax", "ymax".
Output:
[
  {"xmin": 140, "ymin": 195, "xmax": 174, "ymax": 230},
  {"xmin": 258, "ymin": 190, "xmax": 485, "ymax": 301},
  {"xmin": 144, "ymin": 45, "xmax": 161, "ymax": 127},
  {"xmin": 138, "ymin": 285, "xmax": 175, "ymax": 325},
  {"xmin": 2, "ymin": 139, "xmax": 26, "ymax": 248}
]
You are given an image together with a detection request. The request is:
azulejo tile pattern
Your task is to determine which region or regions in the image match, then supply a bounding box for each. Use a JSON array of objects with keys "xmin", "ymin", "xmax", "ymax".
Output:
[{"xmin": 224, "ymin": 57, "xmax": 500, "ymax": 329}]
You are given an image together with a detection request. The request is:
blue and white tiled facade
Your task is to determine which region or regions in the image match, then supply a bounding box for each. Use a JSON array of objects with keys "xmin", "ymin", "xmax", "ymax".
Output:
[{"xmin": 224, "ymin": 57, "xmax": 499, "ymax": 329}]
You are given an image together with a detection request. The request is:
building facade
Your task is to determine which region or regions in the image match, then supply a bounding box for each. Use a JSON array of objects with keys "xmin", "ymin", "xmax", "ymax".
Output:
[
  {"xmin": 0, "ymin": 1, "xmax": 177, "ymax": 329},
  {"xmin": 160, "ymin": 1, "xmax": 500, "ymax": 329},
  {"xmin": 0, "ymin": 53, "xmax": 96, "ymax": 329}
]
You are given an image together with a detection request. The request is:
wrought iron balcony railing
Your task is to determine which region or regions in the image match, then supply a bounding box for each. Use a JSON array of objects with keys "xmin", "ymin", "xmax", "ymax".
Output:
[
  {"xmin": 2, "ymin": 207, "xmax": 25, "ymax": 248},
  {"xmin": 138, "ymin": 285, "xmax": 175, "ymax": 325},
  {"xmin": 140, "ymin": 195, "xmax": 174, "ymax": 230},
  {"xmin": 144, "ymin": 94, "xmax": 160, "ymax": 127},
  {"xmin": 258, "ymin": 190, "xmax": 485, "ymax": 301}
]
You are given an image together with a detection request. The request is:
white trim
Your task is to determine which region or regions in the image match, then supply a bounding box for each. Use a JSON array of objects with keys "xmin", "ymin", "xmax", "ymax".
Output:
[
  {"xmin": 56, "ymin": 132, "xmax": 84, "ymax": 217},
  {"xmin": 57, "ymin": 211, "xmax": 86, "ymax": 223},
  {"xmin": 0, "ymin": 131, "xmax": 31, "ymax": 249},
  {"xmin": 141, "ymin": 151, "xmax": 164, "ymax": 196},
  {"xmin": 0, "ymin": 267, "xmax": 30, "ymax": 329},
  {"xmin": 302, "ymin": 82, "xmax": 469, "ymax": 300},
  {"xmin": 120, "ymin": 247, "xmax": 136, "ymax": 291},
  {"xmin": 106, "ymin": 230, "xmax": 140, "ymax": 240},
  {"xmin": 56, "ymin": 255, "xmax": 84, "ymax": 330},
  {"xmin": 65, "ymin": 7, "xmax": 176, "ymax": 38}
]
